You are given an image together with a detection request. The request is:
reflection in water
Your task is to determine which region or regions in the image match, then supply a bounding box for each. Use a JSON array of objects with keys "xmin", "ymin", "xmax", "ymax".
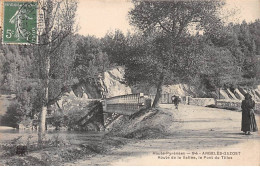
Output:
[
  {"xmin": 0, "ymin": 126, "xmax": 18, "ymax": 133},
  {"xmin": 0, "ymin": 126, "xmax": 105, "ymax": 144}
]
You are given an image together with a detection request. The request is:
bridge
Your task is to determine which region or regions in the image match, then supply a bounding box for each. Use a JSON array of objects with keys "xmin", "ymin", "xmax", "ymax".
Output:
[
  {"xmin": 102, "ymin": 93, "xmax": 186, "ymax": 115},
  {"xmin": 102, "ymin": 92, "xmax": 260, "ymax": 115},
  {"xmin": 102, "ymin": 93, "xmax": 151, "ymax": 115},
  {"xmin": 102, "ymin": 93, "xmax": 153, "ymax": 127},
  {"xmin": 73, "ymin": 92, "xmax": 260, "ymax": 130}
]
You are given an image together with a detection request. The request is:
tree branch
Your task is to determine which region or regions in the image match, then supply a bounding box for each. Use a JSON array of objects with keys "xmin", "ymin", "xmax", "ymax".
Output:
[
  {"xmin": 47, "ymin": 86, "xmax": 69, "ymax": 106},
  {"xmin": 157, "ymin": 19, "xmax": 172, "ymax": 34},
  {"xmin": 49, "ymin": 32, "xmax": 70, "ymax": 54},
  {"xmin": 49, "ymin": 1, "xmax": 62, "ymax": 32}
]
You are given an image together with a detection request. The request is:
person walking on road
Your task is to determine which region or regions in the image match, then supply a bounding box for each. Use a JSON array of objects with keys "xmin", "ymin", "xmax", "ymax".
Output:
[
  {"xmin": 172, "ymin": 95, "xmax": 181, "ymax": 110},
  {"xmin": 241, "ymin": 93, "xmax": 258, "ymax": 135}
]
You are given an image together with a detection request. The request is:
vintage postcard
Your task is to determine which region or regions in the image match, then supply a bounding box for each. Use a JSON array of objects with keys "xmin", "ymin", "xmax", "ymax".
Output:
[{"xmin": 0, "ymin": 0, "xmax": 259, "ymax": 166}]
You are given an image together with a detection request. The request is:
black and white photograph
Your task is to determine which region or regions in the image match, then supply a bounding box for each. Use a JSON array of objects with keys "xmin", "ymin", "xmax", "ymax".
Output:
[{"xmin": 0, "ymin": 0, "xmax": 259, "ymax": 166}]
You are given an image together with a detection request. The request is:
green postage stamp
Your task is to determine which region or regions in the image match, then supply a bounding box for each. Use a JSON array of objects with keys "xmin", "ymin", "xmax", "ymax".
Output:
[{"xmin": 1, "ymin": 0, "xmax": 38, "ymax": 44}]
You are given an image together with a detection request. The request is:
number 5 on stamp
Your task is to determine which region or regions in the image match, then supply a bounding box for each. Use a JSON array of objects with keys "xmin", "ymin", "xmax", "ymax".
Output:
[{"xmin": 2, "ymin": 0, "xmax": 37, "ymax": 44}]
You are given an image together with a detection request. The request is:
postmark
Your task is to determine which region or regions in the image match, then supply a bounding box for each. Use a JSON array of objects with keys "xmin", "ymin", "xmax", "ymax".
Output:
[{"xmin": 1, "ymin": 0, "xmax": 38, "ymax": 44}]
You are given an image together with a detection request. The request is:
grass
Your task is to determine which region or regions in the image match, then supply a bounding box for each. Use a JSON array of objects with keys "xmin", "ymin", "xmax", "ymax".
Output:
[
  {"xmin": 124, "ymin": 127, "xmax": 166, "ymax": 140},
  {"xmin": 106, "ymin": 108, "xmax": 170, "ymax": 140},
  {"xmin": 0, "ymin": 134, "xmax": 129, "ymax": 166}
]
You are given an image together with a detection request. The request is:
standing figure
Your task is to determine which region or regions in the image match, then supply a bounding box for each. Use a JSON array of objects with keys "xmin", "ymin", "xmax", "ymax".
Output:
[
  {"xmin": 172, "ymin": 95, "xmax": 181, "ymax": 109},
  {"xmin": 241, "ymin": 93, "xmax": 258, "ymax": 135}
]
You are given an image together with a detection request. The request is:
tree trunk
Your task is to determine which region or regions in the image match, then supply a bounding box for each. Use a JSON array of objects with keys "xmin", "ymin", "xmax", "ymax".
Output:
[
  {"xmin": 152, "ymin": 72, "xmax": 164, "ymax": 108},
  {"xmin": 38, "ymin": 106, "xmax": 47, "ymax": 144},
  {"xmin": 38, "ymin": 55, "xmax": 50, "ymax": 144}
]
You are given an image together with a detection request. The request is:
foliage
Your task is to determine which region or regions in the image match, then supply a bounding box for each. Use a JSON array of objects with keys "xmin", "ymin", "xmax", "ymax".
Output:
[
  {"xmin": 102, "ymin": 30, "xmax": 131, "ymax": 65},
  {"xmin": 0, "ymin": 134, "xmax": 70, "ymax": 158},
  {"xmin": 0, "ymin": 43, "xmax": 34, "ymax": 93},
  {"xmin": 194, "ymin": 42, "xmax": 241, "ymax": 92},
  {"xmin": 102, "ymin": 1, "xmax": 260, "ymax": 101},
  {"xmin": 198, "ymin": 19, "xmax": 260, "ymax": 88},
  {"xmin": 0, "ymin": 79, "xmax": 45, "ymax": 128},
  {"xmin": 249, "ymin": 19, "xmax": 260, "ymax": 55},
  {"xmin": 126, "ymin": 0, "xmax": 227, "ymax": 106},
  {"xmin": 0, "ymin": 102, "xmax": 22, "ymax": 128},
  {"xmin": 0, "ymin": 33, "xmax": 112, "ymax": 129},
  {"xmin": 1, "ymin": 134, "xmax": 127, "ymax": 166},
  {"xmin": 74, "ymin": 35, "xmax": 110, "ymax": 86},
  {"xmin": 0, "ymin": 136, "xmax": 23, "ymax": 156},
  {"xmin": 129, "ymin": 0, "xmax": 225, "ymax": 36}
]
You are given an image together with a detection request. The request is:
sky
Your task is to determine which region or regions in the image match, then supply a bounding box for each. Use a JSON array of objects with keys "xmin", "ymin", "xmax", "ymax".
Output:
[{"xmin": 76, "ymin": 0, "xmax": 260, "ymax": 38}]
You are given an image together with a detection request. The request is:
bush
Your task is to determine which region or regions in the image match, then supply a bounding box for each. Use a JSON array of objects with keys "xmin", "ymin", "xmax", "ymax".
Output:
[
  {"xmin": 0, "ymin": 133, "xmax": 73, "ymax": 158},
  {"xmin": 44, "ymin": 134, "xmax": 71, "ymax": 147},
  {"xmin": 0, "ymin": 102, "xmax": 21, "ymax": 128},
  {"xmin": 0, "ymin": 136, "xmax": 23, "ymax": 156}
]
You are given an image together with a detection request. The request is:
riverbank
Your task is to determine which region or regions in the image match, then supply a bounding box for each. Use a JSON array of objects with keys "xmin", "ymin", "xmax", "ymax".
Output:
[
  {"xmin": 0, "ymin": 132, "xmax": 130, "ymax": 166},
  {"xmin": 0, "ymin": 108, "xmax": 170, "ymax": 166}
]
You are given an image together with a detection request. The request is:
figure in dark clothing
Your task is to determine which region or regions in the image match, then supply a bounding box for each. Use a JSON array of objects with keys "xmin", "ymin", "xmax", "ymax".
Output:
[
  {"xmin": 241, "ymin": 93, "xmax": 258, "ymax": 135},
  {"xmin": 172, "ymin": 95, "xmax": 181, "ymax": 109}
]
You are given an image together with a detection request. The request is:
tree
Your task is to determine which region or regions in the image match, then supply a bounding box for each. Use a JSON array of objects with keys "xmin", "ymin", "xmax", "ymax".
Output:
[
  {"xmin": 0, "ymin": 43, "xmax": 34, "ymax": 94},
  {"xmin": 33, "ymin": 0, "xmax": 78, "ymax": 144},
  {"xmin": 128, "ymin": 0, "xmax": 225, "ymax": 107},
  {"xmin": 249, "ymin": 19, "xmax": 260, "ymax": 55},
  {"xmin": 205, "ymin": 20, "xmax": 260, "ymax": 86},
  {"xmin": 238, "ymin": 21, "xmax": 257, "ymax": 79},
  {"xmin": 74, "ymin": 36, "xmax": 109, "ymax": 89},
  {"xmin": 102, "ymin": 30, "xmax": 130, "ymax": 65},
  {"xmin": 0, "ymin": 102, "xmax": 22, "ymax": 128},
  {"xmin": 196, "ymin": 43, "xmax": 241, "ymax": 98}
]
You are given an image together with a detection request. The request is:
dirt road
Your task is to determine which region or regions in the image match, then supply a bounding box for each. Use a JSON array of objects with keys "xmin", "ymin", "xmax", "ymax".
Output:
[{"xmin": 69, "ymin": 104, "xmax": 260, "ymax": 166}]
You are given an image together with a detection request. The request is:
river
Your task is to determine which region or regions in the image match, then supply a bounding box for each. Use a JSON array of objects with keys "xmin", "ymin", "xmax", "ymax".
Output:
[{"xmin": 0, "ymin": 126, "xmax": 105, "ymax": 145}]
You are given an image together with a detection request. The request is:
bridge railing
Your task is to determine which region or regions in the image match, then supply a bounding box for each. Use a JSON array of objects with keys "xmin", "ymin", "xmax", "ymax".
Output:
[
  {"xmin": 103, "ymin": 93, "xmax": 260, "ymax": 116},
  {"xmin": 216, "ymin": 99, "xmax": 260, "ymax": 110},
  {"xmin": 103, "ymin": 93, "xmax": 148, "ymax": 115},
  {"xmin": 148, "ymin": 93, "xmax": 187, "ymax": 104}
]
